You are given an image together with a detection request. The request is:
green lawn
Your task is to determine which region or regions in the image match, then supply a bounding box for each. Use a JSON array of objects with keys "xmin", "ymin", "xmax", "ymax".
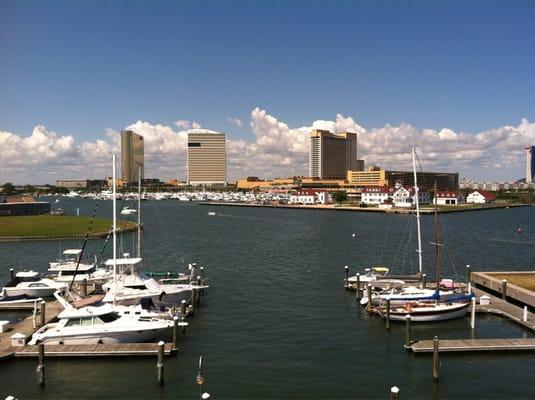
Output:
[{"xmin": 0, "ymin": 215, "xmax": 136, "ymax": 237}]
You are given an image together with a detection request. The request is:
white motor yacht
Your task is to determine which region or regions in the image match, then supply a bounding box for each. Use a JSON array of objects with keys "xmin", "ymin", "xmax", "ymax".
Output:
[
  {"xmin": 28, "ymin": 302, "xmax": 173, "ymax": 345},
  {"xmin": 101, "ymin": 258, "xmax": 196, "ymax": 306},
  {"xmin": 2, "ymin": 271, "xmax": 67, "ymax": 298},
  {"xmin": 48, "ymin": 249, "xmax": 111, "ymax": 283}
]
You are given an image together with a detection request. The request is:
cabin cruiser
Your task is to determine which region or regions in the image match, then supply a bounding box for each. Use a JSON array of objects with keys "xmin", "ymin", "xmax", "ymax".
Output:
[
  {"xmin": 2, "ymin": 271, "xmax": 66, "ymax": 297},
  {"xmin": 101, "ymin": 258, "xmax": 196, "ymax": 306},
  {"xmin": 28, "ymin": 301, "xmax": 174, "ymax": 345},
  {"xmin": 120, "ymin": 206, "xmax": 137, "ymax": 215},
  {"xmin": 347, "ymin": 267, "xmax": 405, "ymax": 290},
  {"xmin": 48, "ymin": 249, "xmax": 111, "ymax": 283}
]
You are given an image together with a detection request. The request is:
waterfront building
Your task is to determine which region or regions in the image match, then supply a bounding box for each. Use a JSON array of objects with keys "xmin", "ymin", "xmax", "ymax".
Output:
[
  {"xmin": 360, "ymin": 186, "xmax": 394, "ymax": 205},
  {"xmin": 347, "ymin": 168, "xmax": 388, "ymax": 187},
  {"xmin": 433, "ymin": 191, "xmax": 464, "ymax": 206},
  {"xmin": 309, "ymin": 130, "xmax": 359, "ymax": 179},
  {"xmin": 121, "ymin": 130, "xmax": 144, "ymax": 184},
  {"xmin": 56, "ymin": 179, "xmax": 107, "ymax": 189},
  {"xmin": 187, "ymin": 129, "xmax": 227, "ymax": 186},
  {"xmin": 526, "ymin": 146, "xmax": 535, "ymax": 183},
  {"xmin": 288, "ymin": 190, "xmax": 331, "ymax": 205},
  {"xmin": 347, "ymin": 168, "xmax": 458, "ymax": 191},
  {"xmin": 392, "ymin": 185, "xmax": 431, "ymax": 208},
  {"xmin": 466, "ymin": 190, "xmax": 496, "ymax": 204},
  {"xmin": 0, "ymin": 195, "xmax": 50, "ymax": 216}
]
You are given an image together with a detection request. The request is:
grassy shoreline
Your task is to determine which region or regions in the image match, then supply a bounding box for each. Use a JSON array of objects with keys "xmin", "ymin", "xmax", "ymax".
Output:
[{"xmin": 0, "ymin": 215, "xmax": 136, "ymax": 237}]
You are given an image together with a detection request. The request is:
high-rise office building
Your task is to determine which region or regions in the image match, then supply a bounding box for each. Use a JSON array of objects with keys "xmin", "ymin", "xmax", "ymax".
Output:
[
  {"xmin": 187, "ymin": 129, "xmax": 227, "ymax": 185},
  {"xmin": 309, "ymin": 129, "xmax": 357, "ymax": 179},
  {"xmin": 526, "ymin": 146, "xmax": 535, "ymax": 183},
  {"xmin": 121, "ymin": 130, "xmax": 144, "ymax": 183}
]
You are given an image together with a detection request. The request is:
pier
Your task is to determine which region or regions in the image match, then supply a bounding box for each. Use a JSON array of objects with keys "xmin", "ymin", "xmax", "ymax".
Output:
[
  {"xmin": 410, "ymin": 338, "xmax": 535, "ymax": 353},
  {"xmin": 13, "ymin": 343, "xmax": 175, "ymax": 358}
]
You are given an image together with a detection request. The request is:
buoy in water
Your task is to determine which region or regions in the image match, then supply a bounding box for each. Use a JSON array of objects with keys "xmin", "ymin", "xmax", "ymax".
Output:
[
  {"xmin": 517, "ymin": 228, "xmax": 523, "ymax": 234},
  {"xmin": 352, "ymin": 233, "xmax": 356, "ymax": 237}
]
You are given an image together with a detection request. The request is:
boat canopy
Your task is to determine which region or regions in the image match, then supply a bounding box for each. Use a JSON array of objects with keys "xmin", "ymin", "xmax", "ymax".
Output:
[
  {"xmin": 63, "ymin": 249, "xmax": 82, "ymax": 256},
  {"xmin": 104, "ymin": 258, "xmax": 142, "ymax": 266},
  {"xmin": 58, "ymin": 303, "xmax": 117, "ymax": 319}
]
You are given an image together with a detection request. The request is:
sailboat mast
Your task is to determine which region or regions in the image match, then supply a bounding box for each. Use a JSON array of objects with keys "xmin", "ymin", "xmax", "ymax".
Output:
[
  {"xmin": 433, "ymin": 182, "xmax": 441, "ymax": 289},
  {"xmin": 137, "ymin": 164, "xmax": 141, "ymax": 258},
  {"xmin": 412, "ymin": 147, "xmax": 423, "ymax": 275},
  {"xmin": 112, "ymin": 153, "xmax": 117, "ymax": 307}
]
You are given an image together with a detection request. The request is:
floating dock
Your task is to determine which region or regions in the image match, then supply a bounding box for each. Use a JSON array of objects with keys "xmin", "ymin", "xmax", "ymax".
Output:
[
  {"xmin": 13, "ymin": 343, "xmax": 175, "ymax": 358},
  {"xmin": 410, "ymin": 338, "xmax": 535, "ymax": 353}
]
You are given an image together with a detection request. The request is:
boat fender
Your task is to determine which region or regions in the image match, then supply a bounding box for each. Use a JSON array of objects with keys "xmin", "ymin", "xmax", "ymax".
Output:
[{"xmin": 159, "ymin": 291, "xmax": 166, "ymax": 302}]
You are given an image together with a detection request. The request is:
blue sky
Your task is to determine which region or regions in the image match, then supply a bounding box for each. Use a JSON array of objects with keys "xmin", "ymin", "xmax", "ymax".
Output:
[{"xmin": 1, "ymin": 0, "xmax": 535, "ymax": 183}]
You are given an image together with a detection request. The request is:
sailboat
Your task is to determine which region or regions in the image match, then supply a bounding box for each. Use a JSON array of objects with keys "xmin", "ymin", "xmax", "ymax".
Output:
[
  {"xmin": 29, "ymin": 154, "xmax": 174, "ymax": 344},
  {"xmin": 369, "ymin": 148, "xmax": 472, "ymax": 321}
]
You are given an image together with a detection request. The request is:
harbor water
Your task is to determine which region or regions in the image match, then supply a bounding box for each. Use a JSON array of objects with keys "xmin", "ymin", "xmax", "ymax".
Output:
[{"xmin": 1, "ymin": 199, "xmax": 534, "ymax": 399}]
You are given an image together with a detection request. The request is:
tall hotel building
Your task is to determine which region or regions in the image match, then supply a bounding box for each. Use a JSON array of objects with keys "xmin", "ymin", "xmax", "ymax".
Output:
[
  {"xmin": 121, "ymin": 130, "xmax": 144, "ymax": 183},
  {"xmin": 309, "ymin": 129, "xmax": 358, "ymax": 179},
  {"xmin": 187, "ymin": 129, "xmax": 227, "ymax": 185},
  {"xmin": 526, "ymin": 145, "xmax": 535, "ymax": 183}
]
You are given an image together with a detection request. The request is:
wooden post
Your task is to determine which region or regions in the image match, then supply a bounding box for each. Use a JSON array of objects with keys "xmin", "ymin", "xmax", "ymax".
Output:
[
  {"xmin": 385, "ymin": 299, "xmax": 391, "ymax": 330},
  {"xmin": 81, "ymin": 278, "xmax": 88, "ymax": 298},
  {"xmin": 156, "ymin": 341, "xmax": 165, "ymax": 385},
  {"xmin": 470, "ymin": 296, "xmax": 476, "ymax": 329},
  {"xmin": 10, "ymin": 268, "xmax": 14, "ymax": 280},
  {"xmin": 36, "ymin": 343, "xmax": 45, "ymax": 386},
  {"xmin": 180, "ymin": 300, "xmax": 187, "ymax": 333},
  {"xmin": 344, "ymin": 266, "xmax": 349, "ymax": 288},
  {"xmin": 355, "ymin": 273, "xmax": 361, "ymax": 300},
  {"xmin": 421, "ymin": 273, "xmax": 426, "ymax": 289},
  {"xmin": 196, "ymin": 276, "xmax": 201, "ymax": 305},
  {"xmin": 404, "ymin": 314, "xmax": 412, "ymax": 349},
  {"xmin": 390, "ymin": 386, "xmax": 400, "ymax": 400},
  {"xmin": 200, "ymin": 267, "xmax": 205, "ymax": 294},
  {"xmin": 501, "ymin": 279, "xmax": 507, "ymax": 300},
  {"xmin": 468, "ymin": 282, "xmax": 472, "ymax": 294},
  {"xmin": 366, "ymin": 284, "xmax": 372, "ymax": 312},
  {"xmin": 173, "ymin": 316, "xmax": 179, "ymax": 349},
  {"xmin": 40, "ymin": 301, "xmax": 46, "ymax": 327},
  {"xmin": 466, "ymin": 264, "xmax": 470, "ymax": 284},
  {"xmin": 432, "ymin": 336, "xmax": 440, "ymax": 380},
  {"xmin": 524, "ymin": 306, "xmax": 528, "ymax": 322}
]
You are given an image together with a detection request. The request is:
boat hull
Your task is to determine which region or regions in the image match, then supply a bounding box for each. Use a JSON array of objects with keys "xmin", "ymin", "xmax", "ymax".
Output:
[{"xmin": 383, "ymin": 302, "xmax": 470, "ymax": 322}]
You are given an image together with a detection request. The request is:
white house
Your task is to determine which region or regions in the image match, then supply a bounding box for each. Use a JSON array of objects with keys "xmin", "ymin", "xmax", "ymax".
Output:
[
  {"xmin": 392, "ymin": 185, "xmax": 431, "ymax": 208},
  {"xmin": 466, "ymin": 190, "xmax": 496, "ymax": 204},
  {"xmin": 289, "ymin": 190, "xmax": 331, "ymax": 205},
  {"xmin": 361, "ymin": 186, "xmax": 394, "ymax": 205},
  {"xmin": 433, "ymin": 191, "xmax": 464, "ymax": 206}
]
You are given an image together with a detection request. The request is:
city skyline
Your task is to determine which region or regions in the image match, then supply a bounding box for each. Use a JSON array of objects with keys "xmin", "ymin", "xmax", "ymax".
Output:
[{"xmin": 1, "ymin": 0, "xmax": 534, "ymax": 184}]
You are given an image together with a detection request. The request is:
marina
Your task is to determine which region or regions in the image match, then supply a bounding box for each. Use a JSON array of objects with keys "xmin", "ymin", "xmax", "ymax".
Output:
[{"xmin": 1, "ymin": 199, "xmax": 535, "ymax": 398}]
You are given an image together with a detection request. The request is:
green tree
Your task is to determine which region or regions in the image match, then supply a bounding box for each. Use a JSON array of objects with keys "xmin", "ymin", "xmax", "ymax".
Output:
[
  {"xmin": 332, "ymin": 190, "xmax": 348, "ymax": 206},
  {"xmin": 2, "ymin": 182, "xmax": 15, "ymax": 195}
]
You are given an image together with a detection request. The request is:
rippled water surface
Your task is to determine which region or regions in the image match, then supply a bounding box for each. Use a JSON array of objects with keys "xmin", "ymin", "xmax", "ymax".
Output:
[{"xmin": 1, "ymin": 199, "xmax": 534, "ymax": 399}]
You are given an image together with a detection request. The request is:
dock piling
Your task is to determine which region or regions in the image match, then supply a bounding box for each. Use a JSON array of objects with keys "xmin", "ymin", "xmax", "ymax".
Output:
[
  {"xmin": 468, "ymin": 282, "xmax": 472, "ymax": 294},
  {"xmin": 404, "ymin": 315, "xmax": 412, "ymax": 349},
  {"xmin": 196, "ymin": 276, "xmax": 202, "ymax": 305},
  {"xmin": 39, "ymin": 301, "xmax": 46, "ymax": 327},
  {"xmin": 470, "ymin": 297, "xmax": 476, "ymax": 329},
  {"xmin": 180, "ymin": 300, "xmax": 187, "ymax": 333},
  {"xmin": 420, "ymin": 274, "xmax": 426, "ymax": 289},
  {"xmin": 156, "ymin": 341, "xmax": 165, "ymax": 385},
  {"xmin": 344, "ymin": 266, "xmax": 349, "ymax": 288},
  {"xmin": 432, "ymin": 336, "xmax": 440, "ymax": 380},
  {"xmin": 524, "ymin": 306, "xmax": 528, "ymax": 322},
  {"xmin": 366, "ymin": 284, "xmax": 372, "ymax": 312},
  {"xmin": 466, "ymin": 264, "xmax": 471, "ymax": 284},
  {"xmin": 173, "ymin": 316, "xmax": 179, "ymax": 349},
  {"xmin": 501, "ymin": 279, "xmax": 508, "ymax": 300},
  {"xmin": 355, "ymin": 273, "xmax": 361, "ymax": 300},
  {"xmin": 385, "ymin": 299, "xmax": 391, "ymax": 330},
  {"xmin": 10, "ymin": 268, "xmax": 14, "ymax": 280},
  {"xmin": 36, "ymin": 343, "xmax": 45, "ymax": 386},
  {"xmin": 81, "ymin": 278, "xmax": 88, "ymax": 298},
  {"xmin": 390, "ymin": 386, "xmax": 400, "ymax": 400}
]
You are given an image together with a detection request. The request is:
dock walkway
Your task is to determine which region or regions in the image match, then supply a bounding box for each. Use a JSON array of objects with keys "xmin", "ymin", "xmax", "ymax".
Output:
[
  {"xmin": 410, "ymin": 338, "xmax": 535, "ymax": 353},
  {"xmin": 13, "ymin": 343, "xmax": 175, "ymax": 357}
]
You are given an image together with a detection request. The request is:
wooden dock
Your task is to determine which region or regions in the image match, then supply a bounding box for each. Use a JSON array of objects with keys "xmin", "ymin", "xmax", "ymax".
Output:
[
  {"xmin": 410, "ymin": 338, "xmax": 535, "ymax": 353},
  {"xmin": 13, "ymin": 343, "xmax": 176, "ymax": 357}
]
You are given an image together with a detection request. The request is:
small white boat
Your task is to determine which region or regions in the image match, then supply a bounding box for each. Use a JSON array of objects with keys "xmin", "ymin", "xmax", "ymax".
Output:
[
  {"xmin": 28, "ymin": 302, "xmax": 173, "ymax": 345},
  {"xmin": 0, "ymin": 294, "xmax": 43, "ymax": 309},
  {"xmin": 120, "ymin": 206, "xmax": 137, "ymax": 215},
  {"xmin": 208, "ymin": 211, "xmax": 216, "ymax": 216},
  {"xmin": 348, "ymin": 267, "xmax": 405, "ymax": 289},
  {"xmin": 2, "ymin": 271, "xmax": 67, "ymax": 298}
]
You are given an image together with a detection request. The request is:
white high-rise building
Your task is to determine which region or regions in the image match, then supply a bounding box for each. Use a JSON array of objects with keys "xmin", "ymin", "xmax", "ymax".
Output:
[
  {"xmin": 187, "ymin": 129, "xmax": 227, "ymax": 186},
  {"xmin": 526, "ymin": 146, "xmax": 535, "ymax": 183}
]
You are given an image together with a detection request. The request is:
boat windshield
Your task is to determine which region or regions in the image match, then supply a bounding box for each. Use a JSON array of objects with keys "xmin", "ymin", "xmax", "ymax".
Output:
[{"xmin": 97, "ymin": 312, "xmax": 121, "ymax": 323}]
